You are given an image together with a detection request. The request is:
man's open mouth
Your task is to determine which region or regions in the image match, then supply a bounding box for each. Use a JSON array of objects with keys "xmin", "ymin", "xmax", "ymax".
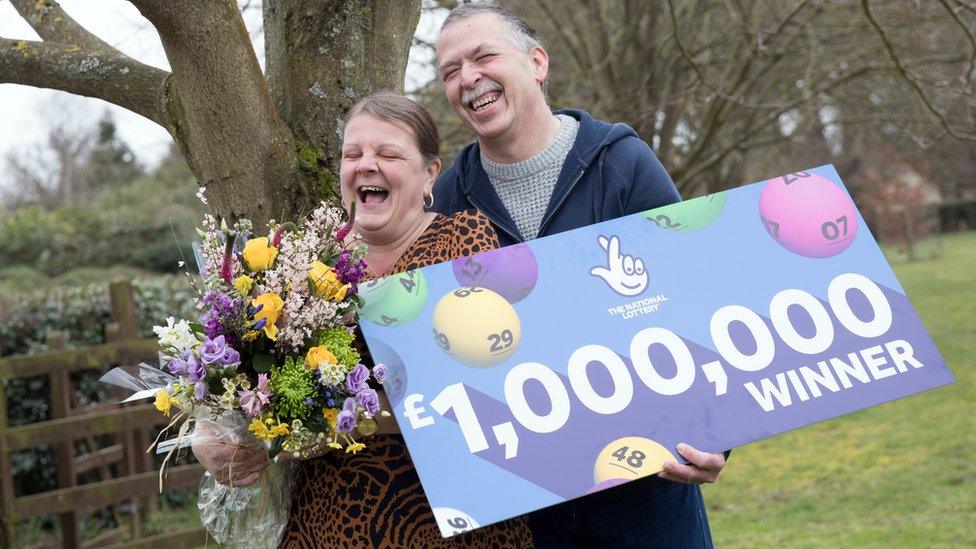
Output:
[
  {"xmin": 468, "ymin": 91, "xmax": 501, "ymax": 112},
  {"xmin": 357, "ymin": 185, "xmax": 389, "ymax": 205}
]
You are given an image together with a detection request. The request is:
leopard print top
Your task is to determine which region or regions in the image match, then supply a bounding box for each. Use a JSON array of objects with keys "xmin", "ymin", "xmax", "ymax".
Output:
[{"xmin": 279, "ymin": 209, "xmax": 533, "ymax": 548}]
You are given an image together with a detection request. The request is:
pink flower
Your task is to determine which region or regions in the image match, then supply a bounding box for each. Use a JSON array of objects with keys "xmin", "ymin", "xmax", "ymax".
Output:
[{"xmin": 238, "ymin": 373, "xmax": 271, "ymax": 417}]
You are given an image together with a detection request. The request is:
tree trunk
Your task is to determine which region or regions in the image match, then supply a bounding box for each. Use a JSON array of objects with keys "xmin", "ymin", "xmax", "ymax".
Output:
[
  {"xmin": 1, "ymin": 0, "xmax": 421, "ymax": 229},
  {"xmin": 264, "ymin": 0, "xmax": 420, "ymax": 204}
]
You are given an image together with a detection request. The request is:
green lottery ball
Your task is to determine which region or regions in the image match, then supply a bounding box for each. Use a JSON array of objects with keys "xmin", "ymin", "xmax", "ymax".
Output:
[
  {"xmin": 643, "ymin": 192, "xmax": 727, "ymax": 232},
  {"xmin": 432, "ymin": 287, "xmax": 521, "ymax": 367},
  {"xmin": 360, "ymin": 270, "xmax": 427, "ymax": 327}
]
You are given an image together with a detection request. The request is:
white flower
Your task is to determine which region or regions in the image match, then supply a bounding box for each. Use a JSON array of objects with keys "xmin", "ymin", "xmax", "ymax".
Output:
[
  {"xmin": 152, "ymin": 317, "xmax": 198, "ymax": 354},
  {"xmin": 318, "ymin": 363, "xmax": 346, "ymax": 386}
]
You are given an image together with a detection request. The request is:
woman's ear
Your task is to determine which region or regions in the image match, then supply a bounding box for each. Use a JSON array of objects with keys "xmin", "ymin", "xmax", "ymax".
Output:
[{"xmin": 425, "ymin": 158, "xmax": 442, "ymax": 188}]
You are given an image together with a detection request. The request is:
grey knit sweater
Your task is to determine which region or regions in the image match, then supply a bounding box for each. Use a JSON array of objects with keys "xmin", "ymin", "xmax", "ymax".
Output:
[{"xmin": 480, "ymin": 114, "xmax": 579, "ymax": 240}]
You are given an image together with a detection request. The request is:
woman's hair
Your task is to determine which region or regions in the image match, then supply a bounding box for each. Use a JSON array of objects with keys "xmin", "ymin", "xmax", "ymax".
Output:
[{"xmin": 343, "ymin": 92, "xmax": 440, "ymax": 165}]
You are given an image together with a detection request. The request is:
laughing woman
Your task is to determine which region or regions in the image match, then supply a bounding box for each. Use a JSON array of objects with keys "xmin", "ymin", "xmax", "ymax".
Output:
[{"xmin": 194, "ymin": 92, "xmax": 532, "ymax": 548}]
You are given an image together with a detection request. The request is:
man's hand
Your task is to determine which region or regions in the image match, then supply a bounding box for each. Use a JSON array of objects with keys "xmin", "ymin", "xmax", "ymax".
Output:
[
  {"xmin": 191, "ymin": 424, "xmax": 271, "ymax": 487},
  {"xmin": 659, "ymin": 443, "xmax": 726, "ymax": 485}
]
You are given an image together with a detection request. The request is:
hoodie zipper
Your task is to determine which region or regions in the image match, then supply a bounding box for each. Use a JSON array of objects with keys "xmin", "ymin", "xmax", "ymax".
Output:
[
  {"xmin": 537, "ymin": 167, "xmax": 586, "ymax": 237},
  {"xmin": 462, "ymin": 182, "xmax": 525, "ymax": 243}
]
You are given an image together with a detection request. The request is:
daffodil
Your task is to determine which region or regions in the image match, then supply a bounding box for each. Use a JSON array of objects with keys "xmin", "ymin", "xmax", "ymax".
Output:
[
  {"xmin": 345, "ymin": 442, "xmax": 366, "ymax": 454},
  {"xmin": 234, "ymin": 275, "xmax": 254, "ymax": 296}
]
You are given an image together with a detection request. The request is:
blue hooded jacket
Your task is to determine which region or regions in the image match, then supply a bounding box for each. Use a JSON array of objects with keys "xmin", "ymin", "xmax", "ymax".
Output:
[{"xmin": 432, "ymin": 108, "xmax": 681, "ymax": 245}]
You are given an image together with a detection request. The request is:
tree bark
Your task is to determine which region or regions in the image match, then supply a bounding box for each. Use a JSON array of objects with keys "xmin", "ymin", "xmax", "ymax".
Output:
[
  {"xmin": 264, "ymin": 0, "xmax": 421, "ymax": 186},
  {"xmin": 130, "ymin": 0, "xmax": 303, "ymax": 228}
]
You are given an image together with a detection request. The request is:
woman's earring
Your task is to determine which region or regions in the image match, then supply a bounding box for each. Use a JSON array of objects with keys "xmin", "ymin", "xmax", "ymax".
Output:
[{"xmin": 424, "ymin": 192, "xmax": 434, "ymax": 209}]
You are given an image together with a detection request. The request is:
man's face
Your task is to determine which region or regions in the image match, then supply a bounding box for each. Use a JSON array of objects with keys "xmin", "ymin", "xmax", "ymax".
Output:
[{"xmin": 437, "ymin": 13, "xmax": 548, "ymax": 142}]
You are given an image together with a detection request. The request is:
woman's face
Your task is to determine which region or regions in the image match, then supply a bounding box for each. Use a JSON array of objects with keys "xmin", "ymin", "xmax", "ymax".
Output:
[{"xmin": 340, "ymin": 113, "xmax": 439, "ymax": 242}]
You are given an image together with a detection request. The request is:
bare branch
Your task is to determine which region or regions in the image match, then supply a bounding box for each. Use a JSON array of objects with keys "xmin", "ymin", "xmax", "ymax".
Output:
[
  {"xmin": 0, "ymin": 38, "xmax": 171, "ymax": 126},
  {"xmin": 939, "ymin": 0, "xmax": 976, "ymax": 92},
  {"xmin": 8, "ymin": 0, "xmax": 117, "ymax": 54},
  {"xmin": 862, "ymin": 0, "xmax": 976, "ymax": 140}
]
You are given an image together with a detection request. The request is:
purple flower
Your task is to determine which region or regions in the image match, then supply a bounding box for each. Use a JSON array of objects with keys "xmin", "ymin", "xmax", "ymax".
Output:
[
  {"xmin": 221, "ymin": 346, "xmax": 240, "ymax": 366},
  {"xmin": 336, "ymin": 410, "xmax": 356, "ymax": 432},
  {"xmin": 194, "ymin": 381, "xmax": 209, "ymax": 400},
  {"xmin": 334, "ymin": 251, "xmax": 368, "ymax": 294},
  {"xmin": 372, "ymin": 363, "xmax": 387, "ymax": 384},
  {"xmin": 201, "ymin": 292, "xmax": 242, "ymax": 344},
  {"xmin": 356, "ymin": 388, "xmax": 380, "ymax": 415},
  {"xmin": 346, "ymin": 364, "xmax": 370, "ymax": 394},
  {"xmin": 166, "ymin": 355, "xmax": 189, "ymax": 376},
  {"xmin": 199, "ymin": 335, "xmax": 228, "ymax": 365},
  {"xmin": 342, "ymin": 396, "xmax": 358, "ymax": 414},
  {"xmin": 187, "ymin": 355, "xmax": 207, "ymax": 383}
]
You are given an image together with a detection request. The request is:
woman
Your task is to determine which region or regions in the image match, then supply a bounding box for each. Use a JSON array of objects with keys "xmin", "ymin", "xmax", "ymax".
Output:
[{"xmin": 194, "ymin": 93, "xmax": 532, "ymax": 548}]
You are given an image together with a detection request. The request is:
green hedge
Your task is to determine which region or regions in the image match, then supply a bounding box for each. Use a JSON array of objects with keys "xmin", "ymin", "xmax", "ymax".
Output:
[{"xmin": 1, "ymin": 275, "xmax": 198, "ymax": 500}]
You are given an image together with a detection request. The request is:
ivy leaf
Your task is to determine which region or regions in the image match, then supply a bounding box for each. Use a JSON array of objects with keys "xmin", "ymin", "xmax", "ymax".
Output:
[
  {"xmin": 268, "ymin": 437, "xmax": 284, "ymax": 460},
  {"xmin": 305, "ymin": 414, "xmax": 331, "ymax": 433},
  {"xmin": 252, "ymin": 353, "xmax": 275, "ymax": 373},
  {"xmin": 188, "ymin": 322, "xmax": 205, "ymax": 334}
]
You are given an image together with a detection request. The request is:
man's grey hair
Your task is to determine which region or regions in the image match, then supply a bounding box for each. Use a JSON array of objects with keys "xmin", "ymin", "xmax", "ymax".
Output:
[{"xmin": 441, "ymin": 3, "xmax": 549, "ymax": 95}]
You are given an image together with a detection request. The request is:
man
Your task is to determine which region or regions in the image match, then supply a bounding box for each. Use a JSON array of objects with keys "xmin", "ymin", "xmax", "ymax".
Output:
[{"xmin": 432, "ymin": 5, "xmax": 727, "ymax": 547}]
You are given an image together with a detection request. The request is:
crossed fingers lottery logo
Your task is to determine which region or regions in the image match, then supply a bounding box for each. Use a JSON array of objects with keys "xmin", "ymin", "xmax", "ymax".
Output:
[{"xmin": 589, "ymin": 235, "xmax": 648, "ymax": 297}]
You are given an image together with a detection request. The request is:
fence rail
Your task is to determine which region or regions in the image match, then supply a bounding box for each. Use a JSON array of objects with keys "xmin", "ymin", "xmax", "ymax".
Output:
[{"xmin": 0, "ymin": 280, "xmax": 207, "ymax": 549}]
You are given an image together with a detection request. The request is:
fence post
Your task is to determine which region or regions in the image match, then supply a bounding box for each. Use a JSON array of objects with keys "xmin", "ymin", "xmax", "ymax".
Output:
[
  {"xmin": 46, "ymin": 332, "xmax": 81, "ymax": 549},
  {"xmin": 108, "ymin": 280, "xmax": 160, "ymax": 532},
  {"xmin": 903, "ymin": 210, "xmax": 917, "ymax": 262},
  {"xmin": 0, "ymin": 340, "xmax": 18, "ymax": 549}
]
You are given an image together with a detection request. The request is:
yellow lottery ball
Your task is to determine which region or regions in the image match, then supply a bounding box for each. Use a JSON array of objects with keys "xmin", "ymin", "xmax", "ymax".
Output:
[
  {"xmin": 432, "ymin": 287, "xmax": 521, "ymax": 367},
  {"xmin": 594, "ymin": 436, "xmax": 676, "ymax": 483}
]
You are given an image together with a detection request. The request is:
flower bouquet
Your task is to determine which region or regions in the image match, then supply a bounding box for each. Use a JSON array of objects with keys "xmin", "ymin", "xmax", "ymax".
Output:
[{"xmin": 101, "ymin": 201, "xmax": 387, "ymax": 547}]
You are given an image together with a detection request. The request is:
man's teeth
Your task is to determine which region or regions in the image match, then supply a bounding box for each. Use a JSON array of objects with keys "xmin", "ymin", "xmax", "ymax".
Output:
[
  {"xmin": 360, "ymin": 186, "xmax": 386, "ymax": 193},
  {"xmin": 471, "ymin": 93, "xmax": 499, "ymax": 111}
]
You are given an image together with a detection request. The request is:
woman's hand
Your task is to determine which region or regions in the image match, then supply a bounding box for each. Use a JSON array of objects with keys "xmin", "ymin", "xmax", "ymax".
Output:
[{"xmin": 191, "ymin": 421, "xmax": 271, "ymax": 487}]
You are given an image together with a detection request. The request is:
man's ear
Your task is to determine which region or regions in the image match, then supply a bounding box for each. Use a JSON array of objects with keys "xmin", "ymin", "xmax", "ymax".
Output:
[{"xmin": 531, "ymin": 46, "xmax": 549, "ymax": 86}]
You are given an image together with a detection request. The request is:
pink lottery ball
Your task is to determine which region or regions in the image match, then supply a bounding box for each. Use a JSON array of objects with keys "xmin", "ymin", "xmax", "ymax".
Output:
[{"xmin": 758, "ymin": 172, "xmax": 859, "ymax": 258}]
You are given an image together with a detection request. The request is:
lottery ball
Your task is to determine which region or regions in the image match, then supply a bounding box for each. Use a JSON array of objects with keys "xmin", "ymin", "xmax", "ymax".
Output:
[
  {"xmin": 432, "ymin": 507, "xmax": 479, "ymax": 537},
  {"xmin": 759, "ymin": 171, "xmax": 859, "ymax": 258},
  {"xmin": 587, "ymin": 478, "xmax": 629, "ymax": 494},
  {"xmin": 432, "ymin": 287, "xmax": 521, "ymax": 367},
  {"xmin": 359, "ymin": 270, "xmax": 427, "ymax": 326},
  {"xmin": 594, "ymin": 436, "xmax": 676, "ymax": 483},
  {"xmin": 643, "ymin": 192, "xmax": 727, "ymax": 232},
  {"xmin": 362, "ymin": 338, "xmax": 408, "ymax": 408},
  {"xmin": 452, "ymin": 244, "xmax": 539, "ymax": 304}
]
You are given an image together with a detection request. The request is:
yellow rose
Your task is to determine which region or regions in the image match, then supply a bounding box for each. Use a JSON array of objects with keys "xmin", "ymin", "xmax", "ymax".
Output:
[
  {"xmin": 242, "ymin": 237, "xmax": 278, "ymax": 271},
  {"xmin": 234, "ymin": 275, "xmax": 254, "ymax": 296},
  {"xmin": 305, "ymin": 345, "xmax": 337, "ymax": 370},
  {"xmin": 308, "ymin": 261, "xmax": 350, "ymax": 301},
  {"xmin": 252, "ymin": 292, "xmax": 284, "ymax": 340},
  {"xmin": 154, "ymin": 390, "xmax": 172, "ymax": 416}
]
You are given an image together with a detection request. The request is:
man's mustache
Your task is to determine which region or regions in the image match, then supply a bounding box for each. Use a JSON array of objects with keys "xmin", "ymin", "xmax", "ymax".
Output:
[{"xmin": 461, "ymin": 79, "xmax": 503, "ymax": 105}]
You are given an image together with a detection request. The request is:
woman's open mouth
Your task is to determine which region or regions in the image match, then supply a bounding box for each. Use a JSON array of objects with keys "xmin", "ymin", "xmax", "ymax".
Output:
[{"xmin": 357, "ymin": 185, "xmax": 389, "ymax": 206}]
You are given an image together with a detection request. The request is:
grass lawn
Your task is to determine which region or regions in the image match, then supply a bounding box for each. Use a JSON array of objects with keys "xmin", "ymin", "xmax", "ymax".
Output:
[{"xmin": 705, "ymin": 231, "xmax": 976, "ymax": 547}]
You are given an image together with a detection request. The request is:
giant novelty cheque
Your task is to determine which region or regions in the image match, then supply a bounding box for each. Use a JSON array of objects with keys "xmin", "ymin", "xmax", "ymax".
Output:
[{"xmin": 358, "ymin": 164, "xmax": 954, "ymax": 538}]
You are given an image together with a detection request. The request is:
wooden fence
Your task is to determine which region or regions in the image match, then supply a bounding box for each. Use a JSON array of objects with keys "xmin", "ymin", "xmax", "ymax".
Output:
[{"xmin": 0, "ymin": 281, "xmax": 208, "ymax": 548}]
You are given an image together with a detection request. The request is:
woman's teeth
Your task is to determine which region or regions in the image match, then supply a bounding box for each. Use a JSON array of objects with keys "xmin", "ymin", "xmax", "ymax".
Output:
[{"xmin": 358, "ymin": 186, "xmax": 389, "ymax": 205}]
